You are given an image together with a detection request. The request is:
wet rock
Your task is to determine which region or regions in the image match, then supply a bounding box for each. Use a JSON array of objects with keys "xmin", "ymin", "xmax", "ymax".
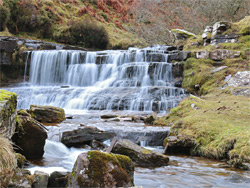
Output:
[
  {"xmin": 112, "ymin": 139, "xmax": 169, "ymax": 167},
  {"xmin": 212, "ymin": 21, "xmax": 231, "ymax": 36},
  {"xmin": 89, "ymin": 139, "xmax": 107, "ymax": 150},
  {"xmin": 226, "ymin": 172, "xmax": 250, "ymax": 183},
  {"xmin": 104, "ymin": 117, "xmax": 120, "ymax": 122},
  {"xmin": 101, "ymin": 114, "xmax": 118, "ymax": 119},
  {"xmin": 163, "ymin": 135, "xmax": 195, "ymax": 155},
  {"xmin": 29, "ymin": 105, "xmax": 65, "ymax": 123},
  {"xmin": 61, "ymin": 126, "xmax": 116, "ymax": 147},
  {"xmin": 48, "ymin": 171, "xmax": 68, "ymax": 188},
  {"xmin": 144, "ymin": 115, "xmax": 155, "ymax": 124},
  {"xmin": 108, "ymin": 129, "xmax": 170, "ymax": 146},
  {"xmin": 33, "ymin": 171, "xmax": 49, "ymax": 188},
  {"xmin": 68, "ymin": 151, "xmax": 134, "ymax": 188},
  {"xmin": 172, "ymin": 62, "xmax": 184, "ymax": 87},
  {"xmin": 209, "ymin": 50, "xmax": 240, "ymax": 61},
  {"xmin": 12, "ymin": 113, "xmax": 47, "ymax": 159}
]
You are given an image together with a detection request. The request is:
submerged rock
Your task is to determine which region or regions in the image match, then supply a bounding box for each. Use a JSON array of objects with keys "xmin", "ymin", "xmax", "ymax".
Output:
[
  {"xmin": 68, "ymin": 151, "xmax": 134, "ymax": 188},
  {"xmin": 61, "ymin": 126, "xmax": 116, "ymax": 147},
  {"xmin": 112, "ymin": 139, "xmax": 169, "ymax": 167},
  {"xmin": 12, "ymin": 112, "xmax": 47, "ymax": 159},
  {"xmin": 29, "ymin": 105, "xmax": 65, "ymax": 123}
]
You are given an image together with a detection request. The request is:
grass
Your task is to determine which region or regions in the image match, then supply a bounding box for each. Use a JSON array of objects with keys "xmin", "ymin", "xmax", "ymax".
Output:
[
  {"xmin": 156, "ymin": 92, "xmax": 250, "ymax": 167},
  {"xmin": 0, "ymin": 134, "xmax": 17, "ymax": 171}
]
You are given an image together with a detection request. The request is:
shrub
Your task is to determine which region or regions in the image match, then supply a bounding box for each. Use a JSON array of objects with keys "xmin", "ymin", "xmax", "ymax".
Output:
[
  {"xmin": 0, "ymin": 5, "xmax": 10, "ymax": 31},
  {"xmin": 69, "ymin": 20, "xmax": 109, "ymax": 49}
]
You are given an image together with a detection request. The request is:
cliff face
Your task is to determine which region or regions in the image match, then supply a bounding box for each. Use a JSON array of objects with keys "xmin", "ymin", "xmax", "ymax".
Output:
[{"xmin": 0, "ymin": 90, "xmax": 17, "ymax": 139}]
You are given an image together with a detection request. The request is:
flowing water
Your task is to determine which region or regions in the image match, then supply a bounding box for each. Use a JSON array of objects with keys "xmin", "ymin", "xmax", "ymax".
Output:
[{"xmin": 2, "ymin": 46, "xmax": 250, "ymax": 187}]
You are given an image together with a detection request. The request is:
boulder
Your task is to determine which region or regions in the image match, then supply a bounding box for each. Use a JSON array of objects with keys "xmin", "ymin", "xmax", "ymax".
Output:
[
  {"xmin": 163, "ymin": 135, "xmax": 195, "ymax": 155},
  {"xmin": 29, "ymin": 105, "xmax": 65, "ymax": 123},
  {"xmin": 12, "ymin": 112, "xmax": 47, "ymax": 159},
  {"xmin": 172, "ymin": 29, "xmax": 196, "ymax": 41},
  {"xmin": 212, "ymin": 21, "xmax": 231, "ymax": 36},
  {"xmin": 33, "ymin": 171, "xmax": 49, "ymax": 188},
  {"xmin": 48, "ymin": 171, "xmax": 68, "ymax": 188},
  {"xmin": 202, "ymin": 26, "xmax": 213, "ymax": 39},
  {"xmin": 112, "ymin": 139, "xmax": 169, "ymax": 167},
  {"xmin": 89, "ymin": 139, "xmax": 107, "ymax": 150},
  {"xmin": 68, "ymin": 151, "xmax": 134, "ymax": 188},
  {"xmin": 168, "ymin": 51, "xmax": 191, "ymax": 62},
  {"xmin": 61, "ymin": 126, "xmax": 116, "ymax": 147}
]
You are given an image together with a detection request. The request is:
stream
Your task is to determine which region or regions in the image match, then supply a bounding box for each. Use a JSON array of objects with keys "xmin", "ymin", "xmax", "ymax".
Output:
[{"xmin": 23, "ymin": 111, "xmax": 250, "ymax": 188}]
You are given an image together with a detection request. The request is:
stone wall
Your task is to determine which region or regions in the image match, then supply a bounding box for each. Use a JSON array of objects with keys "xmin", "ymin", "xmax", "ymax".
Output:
[{"xmin": 0, "ymin": 90, "xmax": 17, "ymax": 139}]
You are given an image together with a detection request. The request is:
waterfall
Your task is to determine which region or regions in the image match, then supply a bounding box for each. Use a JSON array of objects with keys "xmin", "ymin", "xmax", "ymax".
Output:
[{"xmin": 9, "ymin": 46, "xmax": 187, "ymax": 113}]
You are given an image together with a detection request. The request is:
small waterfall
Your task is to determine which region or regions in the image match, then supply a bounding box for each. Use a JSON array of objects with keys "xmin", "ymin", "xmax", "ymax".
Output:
[
  {"xmin": 9, "ymin": 46, "xmax": 187, "ymax": 113},
  {"xmin": 23, "ymin": 51, "xmax": 30, "ymax": 82}
]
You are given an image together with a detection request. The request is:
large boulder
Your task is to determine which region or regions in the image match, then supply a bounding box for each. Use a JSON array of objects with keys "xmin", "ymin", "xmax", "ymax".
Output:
[
  {"xmin": 209, "ymin": 50, "xmax": 240, "ymax": 61},
  {"xmin": 68, "ymin": 151, "xmax": 134, "ymax": 188},
  {"xmin": 61, "ymin": 126, "xmax": 116, "ymax": 147},
  {"xmin": 29, "ymin": 105, "xmax": 65, "ymax": 123},
  {"xmin": 12, "ymin": 110, "xmax": 47, "ymax": 159},
  {"xmin": 112, "ymin": 139, "xmax": 169, "ymax": 167}
]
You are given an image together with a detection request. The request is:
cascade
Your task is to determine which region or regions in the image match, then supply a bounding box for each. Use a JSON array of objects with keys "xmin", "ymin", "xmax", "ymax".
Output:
[{"xmin": 9, "ymin": 46, "xmax": 187, "ymax": 113}]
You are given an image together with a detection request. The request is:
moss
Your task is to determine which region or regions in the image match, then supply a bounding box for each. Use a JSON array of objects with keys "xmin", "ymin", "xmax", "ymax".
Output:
[
  {"xmin": 172, "ymin": 29, "xmax": 195, "ymax": 38},
  {"xmin": 86, "ymin": 151, "xmax": 133, "ymax": 187}
]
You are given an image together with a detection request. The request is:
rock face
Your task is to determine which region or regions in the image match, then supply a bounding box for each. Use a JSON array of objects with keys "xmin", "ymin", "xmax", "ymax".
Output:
[
  {"xmin": 163, "ymin": 135, "xmax": 195, "ymax": 155},
  {"xmin": 61, "ymin": 126, "xmax": 116, "ymax": 147},
  {"xmin": 0, "ymin": 90, "xmax": 17, "ymax": 139},
  {"xmin": 112, "ymin": 139, "xmax": 169, "ymax": 167},
  {"xmin": 68, "ymin": 151, "xmax": 134, "ymax": 188},
  {"xmin": 29, "ymin": 105, "xmax": 65, "ymax": 123},
  {"xmin": 12, "ymin": 110, "xmax": 48, "ymax": 159}
]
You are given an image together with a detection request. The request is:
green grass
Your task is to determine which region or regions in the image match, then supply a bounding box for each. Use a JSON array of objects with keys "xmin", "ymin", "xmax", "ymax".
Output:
[{"xmin": 156, "ymin": 92, "xmax": 250, "ymax": 167}]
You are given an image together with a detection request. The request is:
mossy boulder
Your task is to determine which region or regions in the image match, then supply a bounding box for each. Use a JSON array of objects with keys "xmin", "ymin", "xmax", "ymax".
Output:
[
  {"xmin": 68, "ymin": 151, "xmax": 134, "ymax": 188},
  {"xmin": 112, "ymin": 139, "xmax": 169, "ymax": 167},
  {"xmin": 12, "ymin": 112, "xmax": 47, "ymax": 160},
  {"xmin": 29, "ymin": 105, "xmax": 65, "ymax": 123},
  {"xmin": 172, "ymin": 29, "xmax": 196, "ymax": 41}
]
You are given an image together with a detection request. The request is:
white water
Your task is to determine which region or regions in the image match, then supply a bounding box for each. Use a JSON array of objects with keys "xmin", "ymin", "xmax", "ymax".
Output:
[{"xmin": 8, "ymin": 46, "xmax": 187, "ymax": 112}]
